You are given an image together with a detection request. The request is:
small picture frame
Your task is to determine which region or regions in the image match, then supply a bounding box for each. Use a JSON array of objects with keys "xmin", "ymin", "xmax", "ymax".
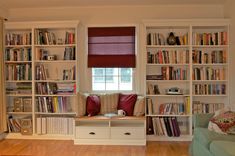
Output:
[
  {"xmin": 14, "ymin": 98, "xmax": 23, "ymax": 112},
  {"xmin": 21, "ymin": 118, "xmax": 32, "ymax": 135}
]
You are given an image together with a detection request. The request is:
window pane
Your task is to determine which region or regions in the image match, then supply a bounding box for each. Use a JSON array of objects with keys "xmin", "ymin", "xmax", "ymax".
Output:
[
  {"xmin": 92, "ymin": 67, "xmax": 133, "ymax": 91},
  {"xmin": 92, "ymin": 68, "xmax": 105, "ymax": 76},
  {"xmin": 106, "ymin": 76, "xmax": 118, "ymax": 90}
]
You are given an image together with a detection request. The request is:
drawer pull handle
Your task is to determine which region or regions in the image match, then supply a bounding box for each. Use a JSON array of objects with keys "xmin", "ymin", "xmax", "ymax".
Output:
[
  {"xmin": 124, "ymin": 132, "xmax": 131, "ymax": 135},
  {"xmin": 89, "ymin": 132, "xmax": 96, "ymax": 135}
]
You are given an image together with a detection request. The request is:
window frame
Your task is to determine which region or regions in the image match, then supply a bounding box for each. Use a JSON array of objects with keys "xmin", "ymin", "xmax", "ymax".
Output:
[{"xmin": 91, "ymin": 67, "xmax": 135, "ymax": 92}]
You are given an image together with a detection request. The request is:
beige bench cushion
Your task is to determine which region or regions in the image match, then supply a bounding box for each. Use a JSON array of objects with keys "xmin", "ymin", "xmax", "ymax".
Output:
[
  {"xmin": 75, "ymin": 93, "xmax": 89, "ymax": 117},
  {"xmin": 100, "ymin": 93, "xmax": 119, "ymax": 114},
  {"xmin": 133, "ymin": 96, "xmax": 145, "ymax": 116}
]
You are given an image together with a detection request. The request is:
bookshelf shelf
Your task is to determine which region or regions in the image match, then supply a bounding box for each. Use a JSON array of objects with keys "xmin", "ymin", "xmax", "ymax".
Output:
[
  {"xmin": 35, "ymin": 112, "xmax": 76, "ymax": 115},
  {"xmin": 6, "ymin": 94, "xmax": 32, "ymax": 97},
  {"xmin": 146, "ymin": 94, "xmax": 190, "ymax": 97},
  {"xmin": 35, "ymin": 60, "xmax": 76, "ymax": 63},
  {"xmin": 192, "ymin": 45, "xmax": 229, "ymax": 48},
  {"xmin": 35, "ymin": 94, "xmax": 76, "ymax": 97},
  {"xmin": 34, "ymin": 44, "xmax": 76, "ymax": 47},
  {"xmin": 146, "ymin": 63, "xmax": 189, "ymax": 66},
  {"xmin": 144, "ymin": 19, "xmax": 229, "ymax": 141},
  {"xmin": 146, "ymin": 114, "xmax": 191, "ymax": 117},
  {"xmin": 5, "ymin": 45, "xmax": 32, "ymax": 48},
  {"xmin": 146, "ymin": 45, "xmax": 190, "ymax": 48},
  {"xmin": 7, "ymin": 112, "xmax": 32, "ymax": 115},
  {"xmin": 4, "ymin": 20, "xmax": 79, "ymax": 137}
]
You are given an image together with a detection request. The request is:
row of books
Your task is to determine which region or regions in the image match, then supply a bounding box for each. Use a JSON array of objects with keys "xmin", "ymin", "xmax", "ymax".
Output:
[
  {"xmin": 36, "ymin": 47, "xmax": 76, "ymax": 61},
  {"xmin": 146, "ymin": 83, "xmax": 160, "ymax": 95},
  {"xmin": 8, "ymin": 116, "xmax": 32, "ymax": 133},
  {"xmin": 147, "ymin": 32, "xmax": 188, "ymax": 45},
  {"xmin": 5, "ymin": 32, "xmax": 32, "ymax": 45},
  {"xmin": 5, "ymin": 48, "xmax": 32, "ymax": 61},
  {"xmin": 192, "ymin": 31, "xmax": 227, "ymax": 45},
  {"xmin": 35, "ymin": 29, "xmax": 56, "ymax": 45},
  {"xmin": 65, "ymin": 31, "xmax": 75, "ymax": 44},
  {"xmin": 146, "ymin": 97, "xmax": 190, "ymax": 115},
  {"xmin": 36, "ymin": 82, "xmax": 75, "ymax": 95},
  {"xmin": 36, "ymin": 96, "xmax": 72, "ymax": 113},
  {"xmin": 147, "ymin": 117, "xmax": 181, "ymax": 137},
  {"xmin": 35, "ymin": 64, "xmax": 47, "ymax": 80},
  {"xmin": 11, "ymin": 97, "xmax": 32, "ymax": 112},
  {"xmin": 193, "ymin": 67, "xmax": 226, "ymax": 80},
  {"xmin": 161, "ymin": 66, "xmax": 188, "ymax": 80},
  {"xmin": 193, "ymin": 101, "xmax": 224, "ymax": 114},
  {"xmin": 192, "ymin": 50, "xmax": 227, "ymax": 64},
  {"xmin": 36, "ymin": 117, "xmax": 74, "ymax": 135},
  {"xmin": 63, "ymin": 66, "xmax": 76, "ymax": 80},
  {"xmin": 6, "ymin": 82, "xmax": 32, "ymax": 95},
  {"xmin": 159, "ymin": 99, "xmax": 190, "ymax": 115},
  {"xmin": 6, "ymin": 64, "xmax": 32, "ymax": 81},
  {"xmin": 147, "ymin": 50, "xmax": 189, "ymax": 64},
  {"xmin": 193, "ymin": 83, "xmax": 226, "ymax": 95}
]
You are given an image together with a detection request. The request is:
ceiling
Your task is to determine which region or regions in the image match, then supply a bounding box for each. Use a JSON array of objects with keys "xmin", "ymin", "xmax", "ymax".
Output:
[{"xmin": 0, "ymin": 0, "xmax": 228, "ymax": 10}]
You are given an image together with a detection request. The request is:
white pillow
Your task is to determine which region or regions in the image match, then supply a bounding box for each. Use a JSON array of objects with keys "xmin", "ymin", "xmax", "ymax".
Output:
[{"xmin": 208, "ymin": 106, "xmax": 231, "ymax": 135}]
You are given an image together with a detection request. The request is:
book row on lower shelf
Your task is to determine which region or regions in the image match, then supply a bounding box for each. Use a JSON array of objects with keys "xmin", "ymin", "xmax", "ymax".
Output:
[
  {"xmin": 193, "ymin": 101, "xmax": 224, "ymax": 114},
  {"xmin": 146, "ymin": 116, "xmax": 188, "ymax": 137},
  {"xmin": 146, "ymin": 97, "xmax": 190, "ymax": 115},
  {"xmin": 36, "ymin": 117, "xmax": 74, "ymax": 135},
  {"xmin": 36, "ymin": 82, "xmax": 75, "ymax": 95},
  {"xmin": 8, "ymin": 116, "xmax": 32, "ymax": 134},
  {"xmin": 36, "ymin": 96, "xmax": 72, "ymax": 113}
]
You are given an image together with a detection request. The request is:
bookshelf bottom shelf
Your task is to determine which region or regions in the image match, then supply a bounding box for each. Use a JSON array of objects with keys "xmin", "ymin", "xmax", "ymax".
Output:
[{"xmin": 147, "ymin": 135, "xmax": 192, "ymax": 141}]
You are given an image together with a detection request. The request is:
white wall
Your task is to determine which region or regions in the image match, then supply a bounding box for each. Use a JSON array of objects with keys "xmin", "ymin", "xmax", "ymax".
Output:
[
  {"xmin": 5, "ymin": 5, "xmax": 225, "ymax": 94},
  {"xmin": 224, "ymin": 0, "xmax": 235, "ymax": 110}
]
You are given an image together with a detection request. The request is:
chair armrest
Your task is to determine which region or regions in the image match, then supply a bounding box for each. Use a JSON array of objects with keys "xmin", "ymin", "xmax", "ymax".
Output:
[{"xmin": 193, "ymin": 113, "xmax": 214, "ymax": 128}]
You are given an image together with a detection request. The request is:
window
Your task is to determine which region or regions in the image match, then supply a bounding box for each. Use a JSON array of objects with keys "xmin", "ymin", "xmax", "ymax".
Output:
[{"xmin": 92, "ymin": 68, "xmax": 133, "ymax": 91}]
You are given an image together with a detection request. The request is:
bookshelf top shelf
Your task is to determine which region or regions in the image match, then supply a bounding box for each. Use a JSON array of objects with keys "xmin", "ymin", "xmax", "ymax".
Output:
[{"xmin": 5, "ymin": 61, "xmax": 32, "ymax": 64}]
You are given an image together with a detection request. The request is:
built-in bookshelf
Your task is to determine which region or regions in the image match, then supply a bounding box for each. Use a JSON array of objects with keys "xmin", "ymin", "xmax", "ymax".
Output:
[
  {"xmin": 4, "ymin": 21, "xmax": 79, "ymax": 139},
  {"xmin": 143, "ymin": 19, "xmax": 229, "ymax": 141}
]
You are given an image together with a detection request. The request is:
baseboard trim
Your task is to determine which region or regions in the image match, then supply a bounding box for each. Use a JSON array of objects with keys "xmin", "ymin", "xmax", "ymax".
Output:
[{"xmin": 0, "ymin": 132, "xmax": 6, "ymax": 140}]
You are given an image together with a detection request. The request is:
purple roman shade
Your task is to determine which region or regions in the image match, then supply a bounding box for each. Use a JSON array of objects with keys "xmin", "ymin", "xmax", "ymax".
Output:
[{"xmin": 88, "ymin": 27, "xmax": 136, "ymax": 68}]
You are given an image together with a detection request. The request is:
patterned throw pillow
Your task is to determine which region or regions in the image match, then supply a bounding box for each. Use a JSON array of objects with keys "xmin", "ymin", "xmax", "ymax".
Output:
[{"xmin": 210, "ymin": 111, "xmax": 235, "ymax": 133}]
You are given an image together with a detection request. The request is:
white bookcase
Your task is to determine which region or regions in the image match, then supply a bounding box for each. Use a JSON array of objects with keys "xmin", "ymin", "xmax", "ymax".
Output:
[
  {"xmin": 143, "ymin": 19, "xmax": 229, "ymax": 141},
  {"xmin": 4, "ymin": 20, "xmax": 79, "ymax": 139}
]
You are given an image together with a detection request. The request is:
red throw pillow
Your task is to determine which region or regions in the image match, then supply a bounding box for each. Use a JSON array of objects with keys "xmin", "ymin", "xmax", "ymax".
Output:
[
  {"xmin": 118, "ymin": 94, "xmax": 137, "ymax": 116},
  {"xmin": 86, "ymin": 95, "xmax": 100, "ymax": 116}
]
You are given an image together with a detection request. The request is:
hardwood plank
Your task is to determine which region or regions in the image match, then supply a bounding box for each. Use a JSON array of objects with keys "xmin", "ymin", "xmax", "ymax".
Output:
[{"xmin": 0, "ymin": 139, "xmax": 190, "ymax": 156}]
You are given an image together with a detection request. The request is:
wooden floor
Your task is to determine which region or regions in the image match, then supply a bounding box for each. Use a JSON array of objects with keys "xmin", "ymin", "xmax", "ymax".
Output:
[{"xmin": 0, "ymin": 139, "xmax": 190, "ymax": 156}]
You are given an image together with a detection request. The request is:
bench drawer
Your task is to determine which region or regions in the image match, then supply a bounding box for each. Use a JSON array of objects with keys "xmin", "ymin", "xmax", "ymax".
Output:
[
  {"xmin": 76, "ymin": 127, "xmax": 109, "ymax": 139},
  {"xmin": 110, "ymin": 127, "xmax": 145, "ymax": 140}
]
